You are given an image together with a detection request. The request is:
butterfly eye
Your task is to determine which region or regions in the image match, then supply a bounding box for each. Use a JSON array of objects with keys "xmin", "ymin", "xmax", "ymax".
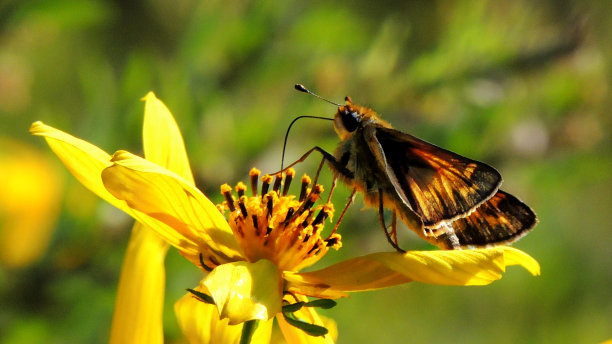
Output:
[{"xmin": 341, "ymin": 110, "xmax": 360, "ymax": 132}]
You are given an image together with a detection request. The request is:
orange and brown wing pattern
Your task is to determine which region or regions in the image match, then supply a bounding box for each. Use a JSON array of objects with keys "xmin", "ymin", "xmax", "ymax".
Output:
[
  {"xmin": 374, "ymin": 127, "xmax": 501, "ymax": 227},
  {"xmin": 433, "ymin": 191, "xmax": 537, "ymax": 248}
]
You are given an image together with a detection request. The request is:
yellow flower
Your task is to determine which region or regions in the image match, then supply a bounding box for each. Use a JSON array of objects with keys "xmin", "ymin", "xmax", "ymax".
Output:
[
  {"xmin": 0, "ymin": 138, "xmax": 63, "ymax": 268},
  {"xmin": 31, "ymin": 93, "xmax": 540, "ymax": 344},
  {"xmin": 30, "ymin": 92, "xmax": 193, "ymax": 343}
]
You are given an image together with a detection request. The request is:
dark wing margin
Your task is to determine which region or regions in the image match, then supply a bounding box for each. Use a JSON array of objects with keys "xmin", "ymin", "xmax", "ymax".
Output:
[
  {"xmin": 434, "ymin": 191, "xmax": 537, "ymax": 248},
  {"xmin": 374, "ymin": 127, "xmax": 502, "ymax": 227}
]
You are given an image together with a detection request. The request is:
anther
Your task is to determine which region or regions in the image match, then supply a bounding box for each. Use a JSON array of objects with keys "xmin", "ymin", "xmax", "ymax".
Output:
[
  {"xmin": 325, "ymin": 234, "xmax": 341, "ymax": 248},
  {"xmin": 283, "ymin": 207, "xmax": 295, "ymax": 225},
  {"xmin": 266, "ymin": 196, "xmax": 273, "ymax": 218},
  {"xmin": 236, "ymin": 182, "xmax": 247, "ymax": 198},
  {"xmin": 252, "ymin": 215, "xmax": 260, "ymax": 235},
  {"xmin": 282, "ymin": 168, "xmax": 295, "ymax": 196},
  {"xmin": 221, "ymin": 184, "xmax": 235, "ymax": 212},
  {"xmin": 273, "ymin": 172, "xmax": 283, "ymax": 193},
  {"xmin": 261, "ymin": 174, "xmax": 272, "ymax": 197},
  {"xmin": 299, "ymin": 175, "xmax": 311, "ymax": 202},
  {"xmin": 238, "ymin": 196, "xmax": 248, "ymax": 218},
  {"xmin": 249, "ymin": 168, "xmax": 260, "ymax": 197},
  {"xmin": 311, "ymin": 208, "xmax": 329, "ymax": 227},
  {"xmin": 307, "ymin": 242, "xmax": 320, "ymax": 254},
  {"xmin": 302, "ymin": 185, "xmax": 323, "ymax": 213}
]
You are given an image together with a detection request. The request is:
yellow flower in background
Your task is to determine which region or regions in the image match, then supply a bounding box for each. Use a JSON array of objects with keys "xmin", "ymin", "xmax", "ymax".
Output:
[
  {"xmin": 0, "ymin": 139, "xmax": 63, "ymax": 268},
  {"xmin": 31, "ymin": 93, "xmax": 540, "ymax": 344}
]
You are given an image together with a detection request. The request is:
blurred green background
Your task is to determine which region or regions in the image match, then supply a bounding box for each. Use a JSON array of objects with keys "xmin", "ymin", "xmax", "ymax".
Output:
[{"xmin": 1, "ymin": 0, "xmax": 610, "ymax": 343}]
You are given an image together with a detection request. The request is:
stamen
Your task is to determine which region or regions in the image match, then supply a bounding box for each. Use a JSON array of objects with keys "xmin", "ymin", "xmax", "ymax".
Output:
[
  {"xmin": 220, "ymin": 167, "xmax": 342, "ymax": 271},
  {"xmin": 282, "ymin": 168, "xmax": 295, "ymax": 196},
  {"xmin": 325, "ymin": 234, "xmax": 342, "ymax": 248},
  {"xmin": 311, "ymin": 209, "xmax": 329, "ymax": 227},
  {"xmin": 252, "ymin": 215, "xmax": 260, "ymax": 235},
  {"xmin": 249, "ymin": 168, "xmax": 260, "ymax": 197},
  {"xmin": 221, "ymin": 184, "xmax": 235, "ymax": 212},
  {"xmin": 273, "ymin": 172, "xmax": 283, "ymax": 193},
  {"xmin": 299, "ymin": 175, "xmax": 311, "ymax": 202},
  {"xmin": 266, "ymin": 195, "xmax": 273, "ymax": 218},
  {"xmin": 261, "ymin": 174, "xmax": 272, "ymax": 197},
  {"xmin": 236, "ymin": 182, "xmax": 247, "ymax": 198},
  {"xmin": 238, "ymin": 196, "xmax": 248, "ymax": 218},
  {"xmin": 307, "ymin": 242, "xmax": 320, "ymax": 255},
  {"xmin": 283, "ymin": 207, "xmax": 295, "ymax": 224},
  {"xmin": 302, "ymin": 185, "xmax": 323, "ymax": 213}
]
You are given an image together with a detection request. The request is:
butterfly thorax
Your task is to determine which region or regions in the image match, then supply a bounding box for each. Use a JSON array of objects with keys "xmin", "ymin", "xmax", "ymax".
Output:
[
  {"xmin": 331, "ymin": 100, "xmax": 420, "ymax": 222},
  {"xmin": 333, "ymin": 97, "xmax": 391, "ymax": 141}
]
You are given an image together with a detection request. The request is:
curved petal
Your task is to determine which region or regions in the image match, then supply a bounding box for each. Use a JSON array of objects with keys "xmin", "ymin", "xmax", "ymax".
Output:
[
  {"xmin": 175, "ymin": 289, "xmax": 241, "ymax": 343},
  {"xmin": 29, "ymin": 121, "xmax": 128, "ymax": 211},
  {"xmin": 203, "ymin": 260, "xmax": 282, "ymax": 325},
  {"xmin": 286, "ymin": 246, "xmax": 539, "ymax": 298},
  {"xmin": 284, "ymin": 259, "xmax": 410, "ymax": 299},
  {"xmin": 142, "ymin": 92, "xmax": 194, "ymax": 185},
  {"xmin": 110, "ymin": 223, "xmax": 168, "ymax": 344},
  {"xmin": 102, "ymin": 150, "xmax": 243, "ymax": 265},
  {"xmin": 277, "ymin": 295, "xmax": 336, "ymax": 344},
  {"xmin": 175, "ymin": 289, "xmax": 273, "ymax": 344}
]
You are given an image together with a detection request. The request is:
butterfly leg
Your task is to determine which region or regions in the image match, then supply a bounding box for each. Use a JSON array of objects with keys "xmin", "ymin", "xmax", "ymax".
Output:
[
  {"xmin": 326, "ymin": 175, "xmax": 338, "ymax": 203},
  {"xmin": 378, "ymin": 189, "xmax": 406, "ymax": 253},
  {"xmin": 327, "ymin": 188, "xmax": 357, "ymax": 238},
  {"xmin": 390, "ymin": 211, "xmax": 399, "ymax": 247},
  {"xmin": 271, "ymin": 146, "xmax": 354, "ymax": 180}
]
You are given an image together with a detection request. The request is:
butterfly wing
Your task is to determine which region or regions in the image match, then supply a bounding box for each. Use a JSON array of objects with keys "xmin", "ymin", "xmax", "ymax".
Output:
[
  {"xmin": 431, "ymin": 191, "xmax": 537, "ymax": 248},
  {"xmin": 372, "ymin": 127, "xmax": 502, "ymax": 227}
]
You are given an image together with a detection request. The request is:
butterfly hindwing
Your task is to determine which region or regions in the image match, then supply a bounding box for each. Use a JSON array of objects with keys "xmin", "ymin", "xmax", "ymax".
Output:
[
  {"xmin": 432, "ymin": 190, "xmax": 537, "ymax": 248},
  {"xmin": 373, "ymin": 127, "xmax": 502, "ymax": 227}
]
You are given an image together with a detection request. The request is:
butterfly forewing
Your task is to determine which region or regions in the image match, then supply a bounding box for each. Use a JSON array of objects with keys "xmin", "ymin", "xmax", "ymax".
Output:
[
  {"xmin": 432, "ymin": 191, "xmax": 537, "ymax": 248},
  {"xmin": 374, "ymin": 127, "xmax": 502, "ymax": 228}
]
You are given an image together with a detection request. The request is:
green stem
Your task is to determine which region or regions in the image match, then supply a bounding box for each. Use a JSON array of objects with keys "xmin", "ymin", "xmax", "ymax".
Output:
[{"xmin": 239, "ymin": 320, "xmax": 258, "ymax": 344}]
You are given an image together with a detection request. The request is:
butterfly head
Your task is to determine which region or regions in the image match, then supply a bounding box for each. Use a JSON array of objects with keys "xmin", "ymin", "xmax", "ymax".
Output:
[{"xmin": 334, "ymin": 96, "xmax": 389, "ymax": 140}]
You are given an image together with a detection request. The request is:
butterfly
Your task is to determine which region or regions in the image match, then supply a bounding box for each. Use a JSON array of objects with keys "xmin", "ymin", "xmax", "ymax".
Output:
[{"xmin": 283, "ymin": 84, "xmax": 537, "ymax": 252}]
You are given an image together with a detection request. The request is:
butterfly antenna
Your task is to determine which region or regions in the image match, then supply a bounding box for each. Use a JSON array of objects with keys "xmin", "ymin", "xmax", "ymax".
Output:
[
  {"xmin": 295, "ymin": 84, "xmax": 342, "ymax": 107},
  {"xmin": 280, "ymin": 115, "xmax": 333, "ymax": 171}
]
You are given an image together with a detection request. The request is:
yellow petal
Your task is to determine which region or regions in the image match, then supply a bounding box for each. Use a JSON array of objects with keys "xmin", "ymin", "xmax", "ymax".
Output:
[
  {"xmin": 284, "ymin": 258, "xmax": 411, "ymax": 299},
  {"xmin": 0, "ymin": 138, "xmax": 63, "ymax": 268},
  {"xmin": 276, "ymin": 295, "xmax": 336, "ymax": 344},
  {"xmin": 286, "ymin": 246, "xmax": 539, "ymax": 298},
  {"xmin": 102, "ymin": 150, "xmax": 243, "ymax": 265},
  {"xmin": 142, "ymin": 92, "xmax": 194, "ymax": 184},
  {"xmin": 109, "ymin": 223, "xmax": 168, "ymax": 344},
  {"xmin": 175, "ymin": 288, "xmax": 241, "ymax": 344},
  {"xmin": 29, "ymin": 121, "xmax": 128, "ymax": 212},
  {"xmin": 370, "ymin": 246, "xmax": 540, "ymax": 285},
  {"xmin": 501, "ymin": 246, "xmax": 541, "ymax": 276},
  {"xmin": 175, "ymin": 288, "xmax": 274, "ymax": 344},
  {"xmin": 203, "ymin": 260, "xmax": 282, "ymax": 325}
]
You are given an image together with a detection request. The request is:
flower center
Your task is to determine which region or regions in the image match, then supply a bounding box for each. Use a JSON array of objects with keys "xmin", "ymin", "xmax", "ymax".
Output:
[{"xmin": 218, "ymin": 168, "xmax": 341, "ymax": 271}]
